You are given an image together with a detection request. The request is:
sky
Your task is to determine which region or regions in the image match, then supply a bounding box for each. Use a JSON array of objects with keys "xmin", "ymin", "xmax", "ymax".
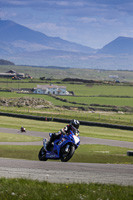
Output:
[{"xmin": 0, "ymin": 0, "xmax": 133, "ymax": 49}]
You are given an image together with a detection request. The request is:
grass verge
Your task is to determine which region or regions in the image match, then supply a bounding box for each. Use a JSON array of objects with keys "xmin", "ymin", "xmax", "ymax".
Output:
[
  {"xmin": 1, "ymin": 116, "xmax": 133, "ymax": 142},
  {"xmin": 0, "ymin": 177, "xmax": 133, "ymax": 200},
  {"xmin": 1, "ymin": 105, "xmax": 133, "ymax": 127},
  {"xmin": 72, "ymin": 144, "xmax": 133, "ymax": 164},
  {"xmin": 0, "ymin": 132, "xmax": 42, "ymax": 142},
  {"xmin": 0, "ymin": 144, "xmax": 133, "ymax": 164}
]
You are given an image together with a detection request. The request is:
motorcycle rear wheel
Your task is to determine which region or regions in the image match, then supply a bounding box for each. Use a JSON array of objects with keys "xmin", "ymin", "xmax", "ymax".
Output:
[
  {"xmin": 60, "ymin": 144, "xmax": 75, "ymax": 162},
  {"xmin": 38, "ymin": 147, "xmax": 48, "ymax": 161}
]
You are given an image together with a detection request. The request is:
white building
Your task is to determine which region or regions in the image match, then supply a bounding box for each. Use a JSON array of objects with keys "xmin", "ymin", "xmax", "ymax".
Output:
[
  {"xmin": 33, "ymin": 84, "xmax": 69, "ymax": 95},
  {"xmin": 109, "ymin": 75, "xmax": 119, "ymax": 79}
]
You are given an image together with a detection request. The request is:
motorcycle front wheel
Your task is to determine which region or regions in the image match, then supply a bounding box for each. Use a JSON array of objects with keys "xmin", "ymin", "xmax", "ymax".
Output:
[
  {"xmin": 38, "ymin": 147, "xmax": 48, "ymax": 161},
  {"xmin": 60, "ymin": 144, "xmax": 75, "ymax": 162}
]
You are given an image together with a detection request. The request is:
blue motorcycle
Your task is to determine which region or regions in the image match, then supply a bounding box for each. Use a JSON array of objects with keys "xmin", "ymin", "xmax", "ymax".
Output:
[{"xmin": 38, "ymin": 130, "xmax": 80, "ymax": 162}]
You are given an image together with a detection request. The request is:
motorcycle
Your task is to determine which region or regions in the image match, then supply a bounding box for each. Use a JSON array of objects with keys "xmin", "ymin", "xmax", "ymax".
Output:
[
  {"xmin": 38, "ymin": 130, "xmax": 80, "ymax": 162},
  {"xmin": 20, "ymin": 127, "xmax": 26, "ymax": 132}
]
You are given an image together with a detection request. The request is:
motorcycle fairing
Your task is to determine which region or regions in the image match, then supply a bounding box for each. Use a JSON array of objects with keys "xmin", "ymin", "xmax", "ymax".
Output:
[{"xmin": 45, "ymin": 131, "xmax": 80, "ymax": 159}]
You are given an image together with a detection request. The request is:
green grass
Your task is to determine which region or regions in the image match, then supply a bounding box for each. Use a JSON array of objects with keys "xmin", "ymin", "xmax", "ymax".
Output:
[
  {"xmin": 0, "ymin": 132, "xmax": 42, "ymax": 142},
  {"xmin": 65, "ymin": 84, "xmax": 133, "ymax": 96},
  {"xmin": 1, "ymin": 116, "xmax": 133, "ymax": 142},
  {"xmin": 0, "ymin": 145, "xmax": 39, "ymax": 160},
  {"xmin": 1, "ymin": 64, "xmax": 133, "ymax": 81},
  {"xmin": 1, "ymin": 67, "xmax": 133, "ymax": 112},
  {"xmin": 2, "ymin": 82, "xmax": 133, "ymax": 96},
  {"xmin": 81, "ymin": 125, "xmax": 133, "ymax": 142},
  {"xmin": 72, "ymin": 144, "xmax": 133, "ymax": 164},
  {"xmin": 2, "ymin": 79, "xmax": 133, "ymax": 115},
  {"xmin": 1, "ymin": 104, "xmax": 133, "ymax": 126},
  {"xmin": 64, "ymin": 95, "xmax": 133, "ymax": 107},
  {"xmin": 0, "ymin": 178, "xmax": 133, "ymax": 200},
  {"xmin": 0, "ymin": 145, "xmax": 133, "ymax": 164},
  {"xmin": 0, "ymin": 82, "xmax": 36, "ymax": 89},
  {"xmin": 0, "ymin": 116, "xmax": 64, "ymax": 133}
]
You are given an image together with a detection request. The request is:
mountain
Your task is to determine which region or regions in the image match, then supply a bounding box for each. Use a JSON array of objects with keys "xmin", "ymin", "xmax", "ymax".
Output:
[
  {"xmin": 0, "ymin": 20, "xmax": 95, "ymax": 54},
  {"xmin": 0, "ymin": 20, "xmax": 133, "ymax": 70},
  {"xmin": 97, "ymin": 36, "xmax": 133, "ymax": 55}
]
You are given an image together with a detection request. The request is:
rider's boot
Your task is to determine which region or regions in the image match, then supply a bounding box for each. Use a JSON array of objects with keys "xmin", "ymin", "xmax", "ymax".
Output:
[{"xmin": 46, "ymin": 133, "xmax": 56, "ymax": 151}]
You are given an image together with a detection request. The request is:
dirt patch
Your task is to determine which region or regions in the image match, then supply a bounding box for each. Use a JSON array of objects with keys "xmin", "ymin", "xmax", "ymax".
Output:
[{"xmin": 0, "ymin": 97, "xmax": 53, "ymax": 108}]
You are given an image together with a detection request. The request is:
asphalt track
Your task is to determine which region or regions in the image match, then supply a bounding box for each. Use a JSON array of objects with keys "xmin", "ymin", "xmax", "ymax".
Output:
[{"xmin": 0, "ymin": 127, "xmax": 133, "ymax": 185}]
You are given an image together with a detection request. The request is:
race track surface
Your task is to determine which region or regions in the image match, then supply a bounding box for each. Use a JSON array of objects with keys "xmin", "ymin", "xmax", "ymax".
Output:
[{"xmin": 0, "ymin": 127, "xmax": 133, "ymax": 185}]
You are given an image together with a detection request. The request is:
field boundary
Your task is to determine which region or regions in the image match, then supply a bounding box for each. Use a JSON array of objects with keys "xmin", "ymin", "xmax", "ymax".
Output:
[{"xmin": 1, "ymin": 111, "xmax": 133, "ymax": 131}]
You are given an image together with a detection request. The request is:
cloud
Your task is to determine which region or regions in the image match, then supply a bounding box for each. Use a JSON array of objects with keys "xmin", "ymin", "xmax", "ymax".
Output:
[
  {"xmin": 0, "ymin": 10, "xmax": 17, "ymax": 18},
  {"xmin": 1, "ymin": 0, "xmax": 133, "ymax": 18},
  {"xmin": 26, "ymin": 22, "xmax": 75, "ymax": 39},
  {"xmin": 78, "ymin": 17, "xmax": 97, "ymax": 23},
  {"xmin": 54, "ymin": 1, "xmax": 69, "ymax": 6},
  {"xmin": 0, "ymin": 0, "xmax": 29, "ymax": 7}
]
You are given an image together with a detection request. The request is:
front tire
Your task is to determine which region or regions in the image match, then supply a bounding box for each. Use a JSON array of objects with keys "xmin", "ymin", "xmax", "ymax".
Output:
[
  {"xmin": 60, "ymin": 144, "xmax": 75, "ymax": 162},
  {"xmin": 38, "ymin": 147, "xmax": 48, "ymax": 161}
]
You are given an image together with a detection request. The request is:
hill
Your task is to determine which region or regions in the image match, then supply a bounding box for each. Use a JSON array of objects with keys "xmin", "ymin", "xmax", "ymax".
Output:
[
  {"xmin": 98, "ymin": 36, "xmax": 133, "ymax": 55},
  {"xmin": 0, "ymin": 59, "xmax": 15, "ymax": 65}
]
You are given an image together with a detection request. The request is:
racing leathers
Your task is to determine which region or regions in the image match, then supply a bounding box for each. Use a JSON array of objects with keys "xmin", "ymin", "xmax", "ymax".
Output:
[{"xmin": 46, "ymin": 125, "xmax": 79, "ymax": 151}]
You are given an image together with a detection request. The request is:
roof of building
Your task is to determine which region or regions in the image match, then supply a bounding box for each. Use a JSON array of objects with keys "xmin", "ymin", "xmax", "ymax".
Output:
[
  {"xmin": 36, "ymin": 85, "xmax": 66, "ymax": 89},
  {"xmin": 6, "ymin": 70, "xmax": 16, "ymax": 73}
]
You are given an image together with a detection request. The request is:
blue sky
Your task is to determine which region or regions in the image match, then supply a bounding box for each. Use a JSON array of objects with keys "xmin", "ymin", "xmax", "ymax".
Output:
[{"xmin": 0, "ymin": 0, "xmax": 133, "ymax": 48}]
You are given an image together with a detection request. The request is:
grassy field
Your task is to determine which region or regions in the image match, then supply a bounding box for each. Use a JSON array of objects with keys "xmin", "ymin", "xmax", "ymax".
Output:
[
  {"xmin": 1, "ymin": 116, "xmax": 133, "ymax": 142},
  {"xmin": 1, "ymin": 70, "xmax": 133, "ymax": 115},
  {"xmin": 1, "ymin": 85, "xmax": 133, "ymax": 126},
  {"xmin": 64, "ymin": 95, "xmax": 133, "ymax": 107},
  {"xmin": 1, "ymin": 104, "xmax": 133, "ymax": 127},
  {"xmin": 1, "ymin": 82, "xmax": 133, "ymax": 113},
  {"xmin": 0, "ymin": 177, "xmax": 133, "ymax": 200},
  {"xmin": 1, "ymin": 82, "xmax": 133, "ymax": 96},
  {"xmin": 0, "ymin": 132, "xmax": 42, "ymax": 142},
  {"xmin": 1, "ymin": 66, "xmax": 133, "ymax": 112},
  {"xmin": 1, "ymin": 64, "xmax": 133, "ymax": 81}
]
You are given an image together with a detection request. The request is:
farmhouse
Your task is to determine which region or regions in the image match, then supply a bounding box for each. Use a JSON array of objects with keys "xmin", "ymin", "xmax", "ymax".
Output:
[{"xmin": 33, "ymin": 84, "xmax": 69, "ymax": 95}]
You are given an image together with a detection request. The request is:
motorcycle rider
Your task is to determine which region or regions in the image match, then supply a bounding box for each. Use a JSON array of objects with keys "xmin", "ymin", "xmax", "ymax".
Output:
[
  {"xmin": 20, "ymin": 126, "xmax": 26, "ymax": 132},
  {"xmin": 46, "ymin": 119, "xmax": 80, "ymax": 151}
]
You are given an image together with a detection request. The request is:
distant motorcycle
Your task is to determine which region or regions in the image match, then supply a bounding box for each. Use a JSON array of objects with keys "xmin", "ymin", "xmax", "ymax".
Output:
[
  {"xmin": 20, "ymin": 127, "xmax": 26, "ymax": 132},
  {"xmin": 38, "ymin": 130, "xmax": 80, "ymax": 162}
]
